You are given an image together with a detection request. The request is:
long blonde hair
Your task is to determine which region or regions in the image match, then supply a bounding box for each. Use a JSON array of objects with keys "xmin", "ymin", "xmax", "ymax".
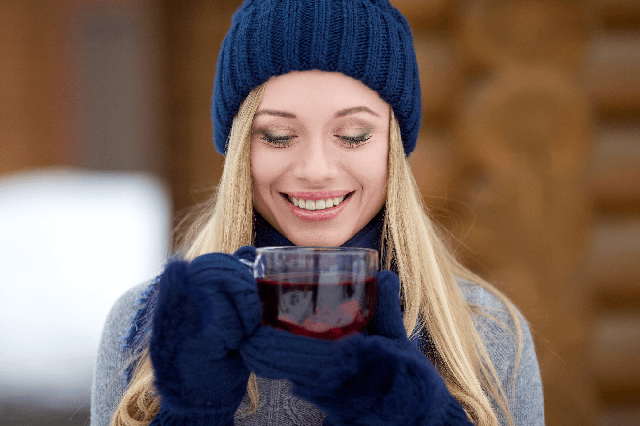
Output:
[{"xmin": 111, "ymin": 83, "xmax": 522, "ymax": 426}]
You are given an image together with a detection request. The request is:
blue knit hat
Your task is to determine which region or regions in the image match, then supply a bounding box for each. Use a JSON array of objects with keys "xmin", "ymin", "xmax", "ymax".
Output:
[{"xmin": 212, "ymin": 0, "xmax": 421, "ymax": 155}]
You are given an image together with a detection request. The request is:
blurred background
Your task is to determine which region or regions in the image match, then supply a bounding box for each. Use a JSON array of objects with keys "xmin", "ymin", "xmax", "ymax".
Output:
[{"xmin": 0, "ymin": 0, "xmax": 638, "ymax": 425}]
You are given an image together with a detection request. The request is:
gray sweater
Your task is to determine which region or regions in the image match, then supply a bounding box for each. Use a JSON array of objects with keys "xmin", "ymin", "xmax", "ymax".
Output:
[{"xmin": 90, "ymin": 280, "xmax": 544, "ymax": 426}]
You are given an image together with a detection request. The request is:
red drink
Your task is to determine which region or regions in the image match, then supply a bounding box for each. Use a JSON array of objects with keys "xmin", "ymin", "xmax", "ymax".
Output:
[{"xmin": 257, "ymin": 273, "xmax": 377, "ymax": 340}]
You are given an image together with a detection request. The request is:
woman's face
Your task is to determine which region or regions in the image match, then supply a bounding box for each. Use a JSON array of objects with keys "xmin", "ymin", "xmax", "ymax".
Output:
[{"xmin": 251, "ymin": 70, "xmax": 390, "ymax": 247}]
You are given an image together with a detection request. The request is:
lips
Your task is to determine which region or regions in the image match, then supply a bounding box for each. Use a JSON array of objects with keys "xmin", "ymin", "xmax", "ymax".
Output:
[
  {"xmin": 287, "ymin": 194, "xmax": 347, "ymax": 211},
  {"xmin": 282, "ymin": 191, "xmax": 353, "ymax": 221}
]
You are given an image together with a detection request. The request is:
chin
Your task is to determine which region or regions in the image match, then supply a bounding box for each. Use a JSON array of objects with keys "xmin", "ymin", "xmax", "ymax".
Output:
[{"xmin": 285, "ymin": 227, "xmax": 353, "ymax": 248}]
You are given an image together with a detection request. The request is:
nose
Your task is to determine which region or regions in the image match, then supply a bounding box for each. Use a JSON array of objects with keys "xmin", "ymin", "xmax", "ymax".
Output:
[{"xmin": 292, "ymin": 135, "xmax": 338, "ymax": 185}]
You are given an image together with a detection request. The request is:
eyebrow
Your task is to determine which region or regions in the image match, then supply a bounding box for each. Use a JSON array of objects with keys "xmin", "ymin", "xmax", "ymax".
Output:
[
  {"xmin": 335, "ymin": 106, "xmax": 380, "ymax": 118},
  {"xmin": 254, "ymin": 109, "xmax": 296, "ymax": 118},
  {"xmin": 254, "ymin": 106, "xmax": 381, "ymax": 119}
]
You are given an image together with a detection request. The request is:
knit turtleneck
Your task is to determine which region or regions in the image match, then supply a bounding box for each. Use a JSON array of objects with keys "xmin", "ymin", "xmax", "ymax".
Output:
[{"xmin": 252, "ymin": 208, "xmax": 385, "ymax": 253}]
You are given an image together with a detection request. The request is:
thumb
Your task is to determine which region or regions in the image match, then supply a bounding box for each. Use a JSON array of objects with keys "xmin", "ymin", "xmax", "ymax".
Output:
[
  {"xmin": 233, "ymin": 245, "xmax": 257, "ymax": 264},
  {"xmin": 368, "ymin": 270, "xmax": 406, "ymax": 340}
]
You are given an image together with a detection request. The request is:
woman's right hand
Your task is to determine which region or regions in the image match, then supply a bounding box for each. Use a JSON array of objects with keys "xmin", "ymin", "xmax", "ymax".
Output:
[{"xmin": 149, "ymin": 246, "xmax": 261, "ymax": 426}]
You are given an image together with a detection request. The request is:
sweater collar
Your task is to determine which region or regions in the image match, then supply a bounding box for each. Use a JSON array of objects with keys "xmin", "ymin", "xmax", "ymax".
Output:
[{"xmin": 253, "ymin": 208, "xmax": 385, "ymax": 253}]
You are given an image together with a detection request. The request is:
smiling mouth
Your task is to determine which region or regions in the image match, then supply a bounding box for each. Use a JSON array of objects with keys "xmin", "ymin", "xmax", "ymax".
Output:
[{"xmin": 284, "ymin": 192, "xmax": 354, "ymax": 211}]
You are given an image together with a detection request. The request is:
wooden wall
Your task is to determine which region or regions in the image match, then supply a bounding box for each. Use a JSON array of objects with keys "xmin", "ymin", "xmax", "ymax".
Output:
[
  {"xmin": 0, "ymin": 1, "xmax": 59, "ymax": 173},
  {"xmin": 583, "ymin": 1, "xmax": 640, "ymax": 424},
  {"xmin": 0, "ymin": 0, "xmax": 167, "ymax": 175},
  {"xmin": 1, "ymin": 1, "xmax": 639, "ymax": 424}
]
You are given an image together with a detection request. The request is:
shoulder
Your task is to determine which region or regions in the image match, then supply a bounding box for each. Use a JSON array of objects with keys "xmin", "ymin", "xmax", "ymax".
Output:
[
  {"xmin": 457, "ymin": 279, "xmax": 525, "ymax": 349},
  {"xmin": 103, "ymin": 282, "xmax": 153, "ymax": 359},
  {"xmin": 458, "ymin": 279, "xmax": 516, "ymax": 318},
  {"xmin": 96, "ymin": 282, "xmax": 151, "ymax": 369},
  {"xmin": 108, "ymin": 283, "xmax": 150, "ymax": 333},
  {"xmin": 95, "ymin": 281, "xmax": 152, "ymax": 374},
  {"xmin": 91, "ymin": 282, "xmax": 152, "ymax": 426},
  {"xmin": 456, "ymin": 279, "xmax": 545, "ymax": 425},
  {"xmin": 457, "ymin": 279, "xmax": 529, "ymax": 372}
]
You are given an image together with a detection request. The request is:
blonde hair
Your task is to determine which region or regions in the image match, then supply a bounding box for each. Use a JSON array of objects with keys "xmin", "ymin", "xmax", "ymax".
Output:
[{"xmin": 111, "ymin": 83, "xmax": 522, "ymax": 426}]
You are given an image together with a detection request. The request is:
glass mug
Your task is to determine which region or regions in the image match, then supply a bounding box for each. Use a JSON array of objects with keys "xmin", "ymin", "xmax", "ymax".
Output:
[{"xmin": 240, "ymin": 247, "xmax": 379, "ymax": 340}]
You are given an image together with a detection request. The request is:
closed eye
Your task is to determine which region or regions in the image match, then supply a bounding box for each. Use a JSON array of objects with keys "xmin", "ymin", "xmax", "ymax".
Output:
[
  {"xmin": 257, "ymin": 131, "xmax": 296, "ymax": 147},
  {"xmin": 337, "ymin": 133, "xmax": 372, "ymax": 146}
]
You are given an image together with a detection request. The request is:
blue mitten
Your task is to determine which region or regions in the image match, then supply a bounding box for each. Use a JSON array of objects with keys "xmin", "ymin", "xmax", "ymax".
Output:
[
  {"xmin": 240, "ymin": 271, "xmax": 473, "ymax": 426},
  {"xmin": 149, "ymin": 246, "xmax": 261, "ymax": 426}
]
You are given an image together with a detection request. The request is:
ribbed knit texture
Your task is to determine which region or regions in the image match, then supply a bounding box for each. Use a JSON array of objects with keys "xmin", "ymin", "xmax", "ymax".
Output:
[
  {"xmin": 213, "ymin": 0, "xmax": 421, "ymax": 155},
  {"xmin": 149, "ymin": 406, "xmax": 236, "ymax": 426}
]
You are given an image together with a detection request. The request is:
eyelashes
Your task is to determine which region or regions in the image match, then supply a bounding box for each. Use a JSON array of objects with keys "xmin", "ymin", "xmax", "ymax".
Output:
[
  {"xmin": 337, "ymin": 132, "xmax": 373, "ymax": 146},
  {"xmin": 254, "ymin": 129, "xmax": 373, "ymax": 148},
  {"xmin": 260, "ymin": 132, "xmax": 295, "ymax": 147}
]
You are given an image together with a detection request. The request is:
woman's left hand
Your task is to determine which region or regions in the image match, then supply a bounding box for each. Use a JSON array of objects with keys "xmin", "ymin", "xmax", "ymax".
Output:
[{"xmin": 240, "ymin": 271, "xmax": 474, "ymax": 426}]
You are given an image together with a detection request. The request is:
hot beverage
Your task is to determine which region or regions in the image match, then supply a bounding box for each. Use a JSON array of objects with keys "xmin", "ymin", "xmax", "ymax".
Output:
[
  {"xmin": 240, "ymin": 247, "xmax": 379, "ymax": 340},
  {"xmin": 257, "ymin": 273, "xmax": 376, "ymax": 340}
]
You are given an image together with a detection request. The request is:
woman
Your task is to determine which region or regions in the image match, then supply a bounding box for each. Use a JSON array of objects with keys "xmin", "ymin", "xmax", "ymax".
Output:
[{"xmin": 91, "ymin": 1, "xmax": 544, "ymax": 425}]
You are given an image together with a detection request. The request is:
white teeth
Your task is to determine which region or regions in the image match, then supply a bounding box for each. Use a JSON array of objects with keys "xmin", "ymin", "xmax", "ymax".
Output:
[{"xmin": 289, "ymin": 195, "xmax": 348, "ymax": 211}]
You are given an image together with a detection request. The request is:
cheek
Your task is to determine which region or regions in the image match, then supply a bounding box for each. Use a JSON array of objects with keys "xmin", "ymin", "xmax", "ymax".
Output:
[
  {"xmin": 250, "ymin": 144, "xmax": 276, "ymax": 190},
  {"xmin": 352, "ymin": 145, "xmax": 388, "ymax": 198},
  {"xmin": 250, "ymin": 144, "xmax": 294, "ymax": 213},
  {"xmin": 369, "ymin": 160, "xmax": 389, "ymax": 202}
]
